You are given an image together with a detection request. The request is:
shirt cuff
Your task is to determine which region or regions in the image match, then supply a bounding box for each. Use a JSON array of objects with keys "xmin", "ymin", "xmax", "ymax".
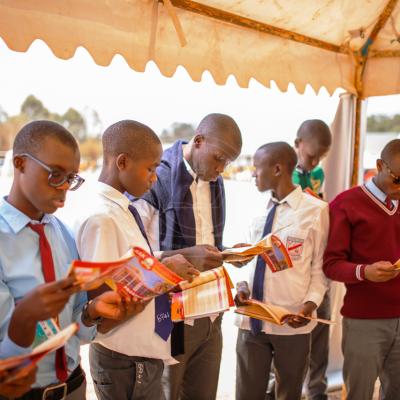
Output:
[
  {"xmin": 77, "ymin": 311, "xmax": 97, "ymax": 344},
  {"xmin": 355, "ymin": 264, "xmax": 367, "ymax": 281},
  {"xmin": 304, "ymin": 292, "xmax": 324, "ymax": 308},
  {"xmin": 0, "ymin": 333, "xmax": 33, "ymax": 359}
]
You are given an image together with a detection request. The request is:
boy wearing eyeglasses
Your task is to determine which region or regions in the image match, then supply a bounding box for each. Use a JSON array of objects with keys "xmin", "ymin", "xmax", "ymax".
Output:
[
  {"xmin": 0, "ymin": 121, "xmax": 130, "ymax": 400},
  {"xmin": 324, "ymin": 139, "xmax": 400, "ymax": 399}
]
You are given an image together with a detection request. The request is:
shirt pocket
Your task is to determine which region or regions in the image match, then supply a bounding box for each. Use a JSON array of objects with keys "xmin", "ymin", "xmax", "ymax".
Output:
[{"xmin": 279, "ymin": 228, "xmax": 308, "ymax": 264}]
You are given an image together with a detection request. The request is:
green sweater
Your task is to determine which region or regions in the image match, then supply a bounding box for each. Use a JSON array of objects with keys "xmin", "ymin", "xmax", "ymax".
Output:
[{"xmin": 292, "ymin": 165, "xmax": 325, "ymax": 194}]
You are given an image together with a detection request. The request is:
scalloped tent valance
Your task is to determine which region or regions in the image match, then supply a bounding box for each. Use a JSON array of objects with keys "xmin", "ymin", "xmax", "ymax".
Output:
[{"xmin": 1, "ymin": 0, "xmax": 400, "ymax": 97}]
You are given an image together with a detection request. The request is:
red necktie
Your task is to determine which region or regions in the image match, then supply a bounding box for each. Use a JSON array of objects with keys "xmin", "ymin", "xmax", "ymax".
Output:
[
  {"xmin": 28, "ymin": 223, "xmax": 68, "ymax": 382},
  {"xmin": 385, "ymin": 196, "xmax": 394, "ymax": 211}
]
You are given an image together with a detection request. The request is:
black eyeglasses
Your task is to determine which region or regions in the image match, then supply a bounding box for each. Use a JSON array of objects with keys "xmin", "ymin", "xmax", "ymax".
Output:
[
  {"xmin": 18, "ymin": 153, "xmax": 85, "ymax": 191},
  {"xmin": 382, "ymin": 159, "xmax": 400, "ymax": 185}
]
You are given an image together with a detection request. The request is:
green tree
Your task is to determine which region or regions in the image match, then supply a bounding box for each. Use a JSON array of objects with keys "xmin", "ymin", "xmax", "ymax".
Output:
[
  {"xmin": 160, "ymin": 122, "xmax": 195, "ymax": 143},
  {"xmin": 61, "ymin": 108, "xmax": 87, "ymax": 142},
  {"xmin": 21, "ymin": 95, "xmax": 50, "ymax": 120},
  {"xmin": 367, "ymin": 114, "xmax": 400, "ymax": 132}
]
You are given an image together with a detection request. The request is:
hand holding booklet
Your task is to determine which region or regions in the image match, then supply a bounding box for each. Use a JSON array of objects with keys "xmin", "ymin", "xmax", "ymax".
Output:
[
  {"xmin": 0, "ymin": 323, "xmax": 78, "ymax": 383},
  {"xmin": 68, "ymin": 247, "xmax": 184, "ymax": 300},
  {"xmin": 235, "ymin": 299, "xmax": 334, "ymax": 326},
  {"xmin": 222, "ymin": 233, "xmax": 294, "ymax": 272},
  {"xmin": 171, "ymin": 267, "xmax": 234, "ymax": 321},
  {"xmin": 68, "ymin": 247, "xmax": 235, "ymax": 320}
]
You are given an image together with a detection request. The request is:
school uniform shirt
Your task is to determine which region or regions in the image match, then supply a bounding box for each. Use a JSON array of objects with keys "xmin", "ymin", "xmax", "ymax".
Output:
[
  {"xmin": 235, "ymin": 186, "xmax": 329, "ymax": 335},
  {"xmin": 72, "ymin": 181, "xmax": 174, "ymax": 363},
  {"xmin": 134, "ymin": 157, "xmax": 218, "ymax": 325},
  {"xmin": 0, "ymin": 198, "xmax": 96, "ymax": 387}
]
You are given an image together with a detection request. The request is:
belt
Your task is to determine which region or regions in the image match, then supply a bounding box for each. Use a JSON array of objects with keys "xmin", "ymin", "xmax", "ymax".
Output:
[{"xmin": 18, "ymin": 365, "xmax": 85, "ymax": 400}]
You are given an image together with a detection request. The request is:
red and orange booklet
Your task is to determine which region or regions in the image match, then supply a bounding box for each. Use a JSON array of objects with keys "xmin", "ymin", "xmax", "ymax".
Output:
[
  {"xmin": 68, "ymin": 247, "xmax": 184, "ymax": 300},
  {"xmin": 171, "ymin": 267, "xmax": 234, "ymax": 321},
  {"xmin": 0, "ymin": 323, "xmax": 78, "ymax": 383},
  {"xmin": 68, "ymin": 247, "xmax": 235, "ymax": 320},
  {"xmin": 222, "ymin": 233, "xmax": 294, "ymax": 272}
]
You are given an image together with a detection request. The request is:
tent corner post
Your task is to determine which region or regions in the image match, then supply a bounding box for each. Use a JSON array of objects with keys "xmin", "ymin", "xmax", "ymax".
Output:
[{"xmin": 351, "ymin": 95, "xmax": 363, "ymax": 187}]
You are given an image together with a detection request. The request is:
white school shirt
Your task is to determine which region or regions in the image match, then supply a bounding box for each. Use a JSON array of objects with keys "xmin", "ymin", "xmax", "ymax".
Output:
[
  {"xmin": 134, "ymin": 157, "xmax": 217, "ymax": 324},
  {"xmin": 235, "ymin": 186, "xmax": 329, "ymax": 335},
  {"xmin": 72, "ymin": 181, "xmax": 174, "ymax": 362}
]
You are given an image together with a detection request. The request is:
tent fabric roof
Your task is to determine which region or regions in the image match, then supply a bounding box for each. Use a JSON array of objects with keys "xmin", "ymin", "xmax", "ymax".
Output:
[{"xmin": 1, "ymin": 0, "xmax": 400, "ymax": 97}]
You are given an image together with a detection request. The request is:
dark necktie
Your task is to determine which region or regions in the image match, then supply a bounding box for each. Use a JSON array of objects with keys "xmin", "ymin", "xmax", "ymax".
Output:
[
  {"xmin": 385, "ymin": 196, "xmax": 394, "ymax": 211},
  {"xmin": 250, "ymin": 202, "xmax": 279, "ymax": 335},
  {"xmin": 128, "ymin": 205, "xmax": 173, "ymax": 341},
  {"xmin": 28, "ymin": 223, "xmax": 68, "ymax": 382}
]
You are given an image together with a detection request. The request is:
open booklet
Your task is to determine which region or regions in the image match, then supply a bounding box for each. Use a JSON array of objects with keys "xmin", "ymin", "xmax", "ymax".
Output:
[
  {"xmin": 69, "ymin": 247, "xmax": 235, "ymax": 321},
  {"xmin": 68, "ymin": 247, "xmax": 184, "ymax": 300},
  {"xmin": 392, "ymin": 259, "xmax": 400, "ymax": 270},
  {"xmin": 222, "ymin": 233, "xmax": 294, "ymax": 272},
  {"xmin": 171, "ymin": 267, "xmax": 234, "ymax": 321},
  {"xmin": 0, "ymin": 323, "xmax": 78, "ymax": 384},
  {"xmin": 235, "ymin": 299, "xmax": 334, "ymax": 326}
]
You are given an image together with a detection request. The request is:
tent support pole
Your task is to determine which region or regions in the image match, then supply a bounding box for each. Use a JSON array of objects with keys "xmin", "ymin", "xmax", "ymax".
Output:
[{"xmin": 351, "ymin": 96, "xmax": 362, "ymax": 187}]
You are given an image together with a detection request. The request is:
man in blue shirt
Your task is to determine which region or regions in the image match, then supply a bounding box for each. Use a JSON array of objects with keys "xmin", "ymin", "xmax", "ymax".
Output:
[{"xmin": 0, "ymin": 121, "xmax": 130, "ymax": 400}]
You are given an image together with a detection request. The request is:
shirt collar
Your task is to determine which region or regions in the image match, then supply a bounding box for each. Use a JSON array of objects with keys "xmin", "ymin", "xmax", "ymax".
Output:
[
  {"xmin": 95, "ymin": 181, "xmax": 130, "ymax": 211},
  {"xmin": 268, "ymin": 185, "xmax": 303, "ymax": 210},
  {"xmin": 295, "ymin": 165, "xmax": 310, "ymax": 176},
  {"xmin": 364, "ymin": 178, "xmax": 397, "ymax": 204},
  {"xmin": 182, "ymin": 157, "xmax": 197, "ymax": 181},
  {"xmin": 0, "ymin": 197, "xmax": 52, "ymax": 234}
]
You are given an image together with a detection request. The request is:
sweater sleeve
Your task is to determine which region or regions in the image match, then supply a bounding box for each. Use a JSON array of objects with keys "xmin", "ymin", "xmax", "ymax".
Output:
[{"xmin": 323, "ymin": 198, "xmax": 365, "ymax": 284}]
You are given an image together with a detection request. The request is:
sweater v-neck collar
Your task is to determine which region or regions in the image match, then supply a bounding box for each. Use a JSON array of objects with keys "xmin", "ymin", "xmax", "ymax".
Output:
[{"xmin": 361, "ymin": 184, "xmax": 398, "ymax": 216}]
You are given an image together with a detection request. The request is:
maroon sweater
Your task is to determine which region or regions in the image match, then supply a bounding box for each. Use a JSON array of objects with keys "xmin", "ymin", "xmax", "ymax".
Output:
[{"xmin": 323, "ymin": 185, "xmax": 400, "ymax": 318}]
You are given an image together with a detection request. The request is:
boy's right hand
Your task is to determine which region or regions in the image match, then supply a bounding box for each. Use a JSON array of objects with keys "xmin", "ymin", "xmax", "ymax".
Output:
[
  {"xmin": 0, "ymin": 366, "xmax": 37, "ymax": 398},
  {"xmin": 178, "ymin": 245, "xmax": 223, "ymax": 271},
  {"xmin": 365, "ymin": 261, "xmax": 399, "ymax": 282},
  {"xmin": 162, "ymin": 254, "xmax": 200, "ymax": 282},
  {"xmin": 234, "ymin": 281, "xmax": 250, "ymax": 306},
  {"xmin": 228, "ymin": 243, "xmax": 253, "ymax": 268},
  {"xmin": 16, "ymin": 277, "xmax": 78, "ymax": 323}
]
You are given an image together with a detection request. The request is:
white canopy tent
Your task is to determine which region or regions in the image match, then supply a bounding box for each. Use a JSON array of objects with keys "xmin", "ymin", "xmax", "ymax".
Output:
[
  {"xmin": 1, "ymin": 0, "xmax": 400, "ymax": 183},
  {"xmin": 1, "ymin": 0, "xmax": 399, "ymax": 395}
]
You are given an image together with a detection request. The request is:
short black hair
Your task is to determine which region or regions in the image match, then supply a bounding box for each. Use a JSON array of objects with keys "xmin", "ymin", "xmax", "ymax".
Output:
[
  {"xmin": 197, "ymin": 113, "xmax": 242, "ymax": 152},
  {"xmin": 297, "ymin": 119, "xmax": 332, "ymax": 147},
  {"xmin": 102, "ymin": 120, "xmax": 161, "ymax": 162},
  {"xmin": 257, "ymin": 141, "xmax": 298, "ymax": 173},
  {"xmin": 381, "ymin": 139, "xmax": 400, "ymax": 163},
  {"xmin": 13, "ymin": 120, "xmax": 78, "ymax": 155}
]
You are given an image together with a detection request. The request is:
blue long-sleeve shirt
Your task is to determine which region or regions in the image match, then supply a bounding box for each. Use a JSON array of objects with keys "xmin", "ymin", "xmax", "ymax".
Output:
[{"xmin": 0, "ymin": 197, "xmax": 96, "ymax": 387}]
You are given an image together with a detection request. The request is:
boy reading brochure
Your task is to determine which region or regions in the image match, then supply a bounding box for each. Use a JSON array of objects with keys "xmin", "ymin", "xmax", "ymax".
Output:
[
  {"xmin": 71, "ymin": 120, "xmax": 198, "ymax": 400},
  {"xmin": 0, "ymin": 121, "xmax": 127, "ymax": 400},
  {"xmin": 235, "ymin": 142, "xmax": 329, "ymax": 400}
]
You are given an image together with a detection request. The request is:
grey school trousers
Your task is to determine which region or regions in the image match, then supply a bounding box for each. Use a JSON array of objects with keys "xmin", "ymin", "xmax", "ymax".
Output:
[
  {"xmin": 342, "ymin": 317, "xmax": 400, "ymax": 400},
  {"xmin": 236, "ymin": 328, "xmax": 311, "ymax": 400},
  {"xmin": 89, "ymin": 343, "xmax": 165, "ymax": 400},
  {"xmin": 305, "ymin": 292, "xmax": 331, "ymax": 400},
  {"xmin": 162, "ymin": 315, "xmax": 223, "ymax": 400}
]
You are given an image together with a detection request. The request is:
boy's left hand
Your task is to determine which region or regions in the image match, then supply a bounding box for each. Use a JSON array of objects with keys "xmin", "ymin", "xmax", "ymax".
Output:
[
  {"xmin": 87, "ymin": 291, "xmax": 146, "ymax": 321},
  {"xmin": 287, "ymin": 301, "xmax": 317, "ymax": 328}
]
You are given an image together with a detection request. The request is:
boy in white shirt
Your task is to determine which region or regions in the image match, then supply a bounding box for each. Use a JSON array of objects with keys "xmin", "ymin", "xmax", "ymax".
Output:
[
  {"xmin": 235, "ymin": 142, "xmax": 329, "ymax": 400},
  {"xmin": 72, "ymin": 120, "xmax": 198, "ymax": 400}
]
